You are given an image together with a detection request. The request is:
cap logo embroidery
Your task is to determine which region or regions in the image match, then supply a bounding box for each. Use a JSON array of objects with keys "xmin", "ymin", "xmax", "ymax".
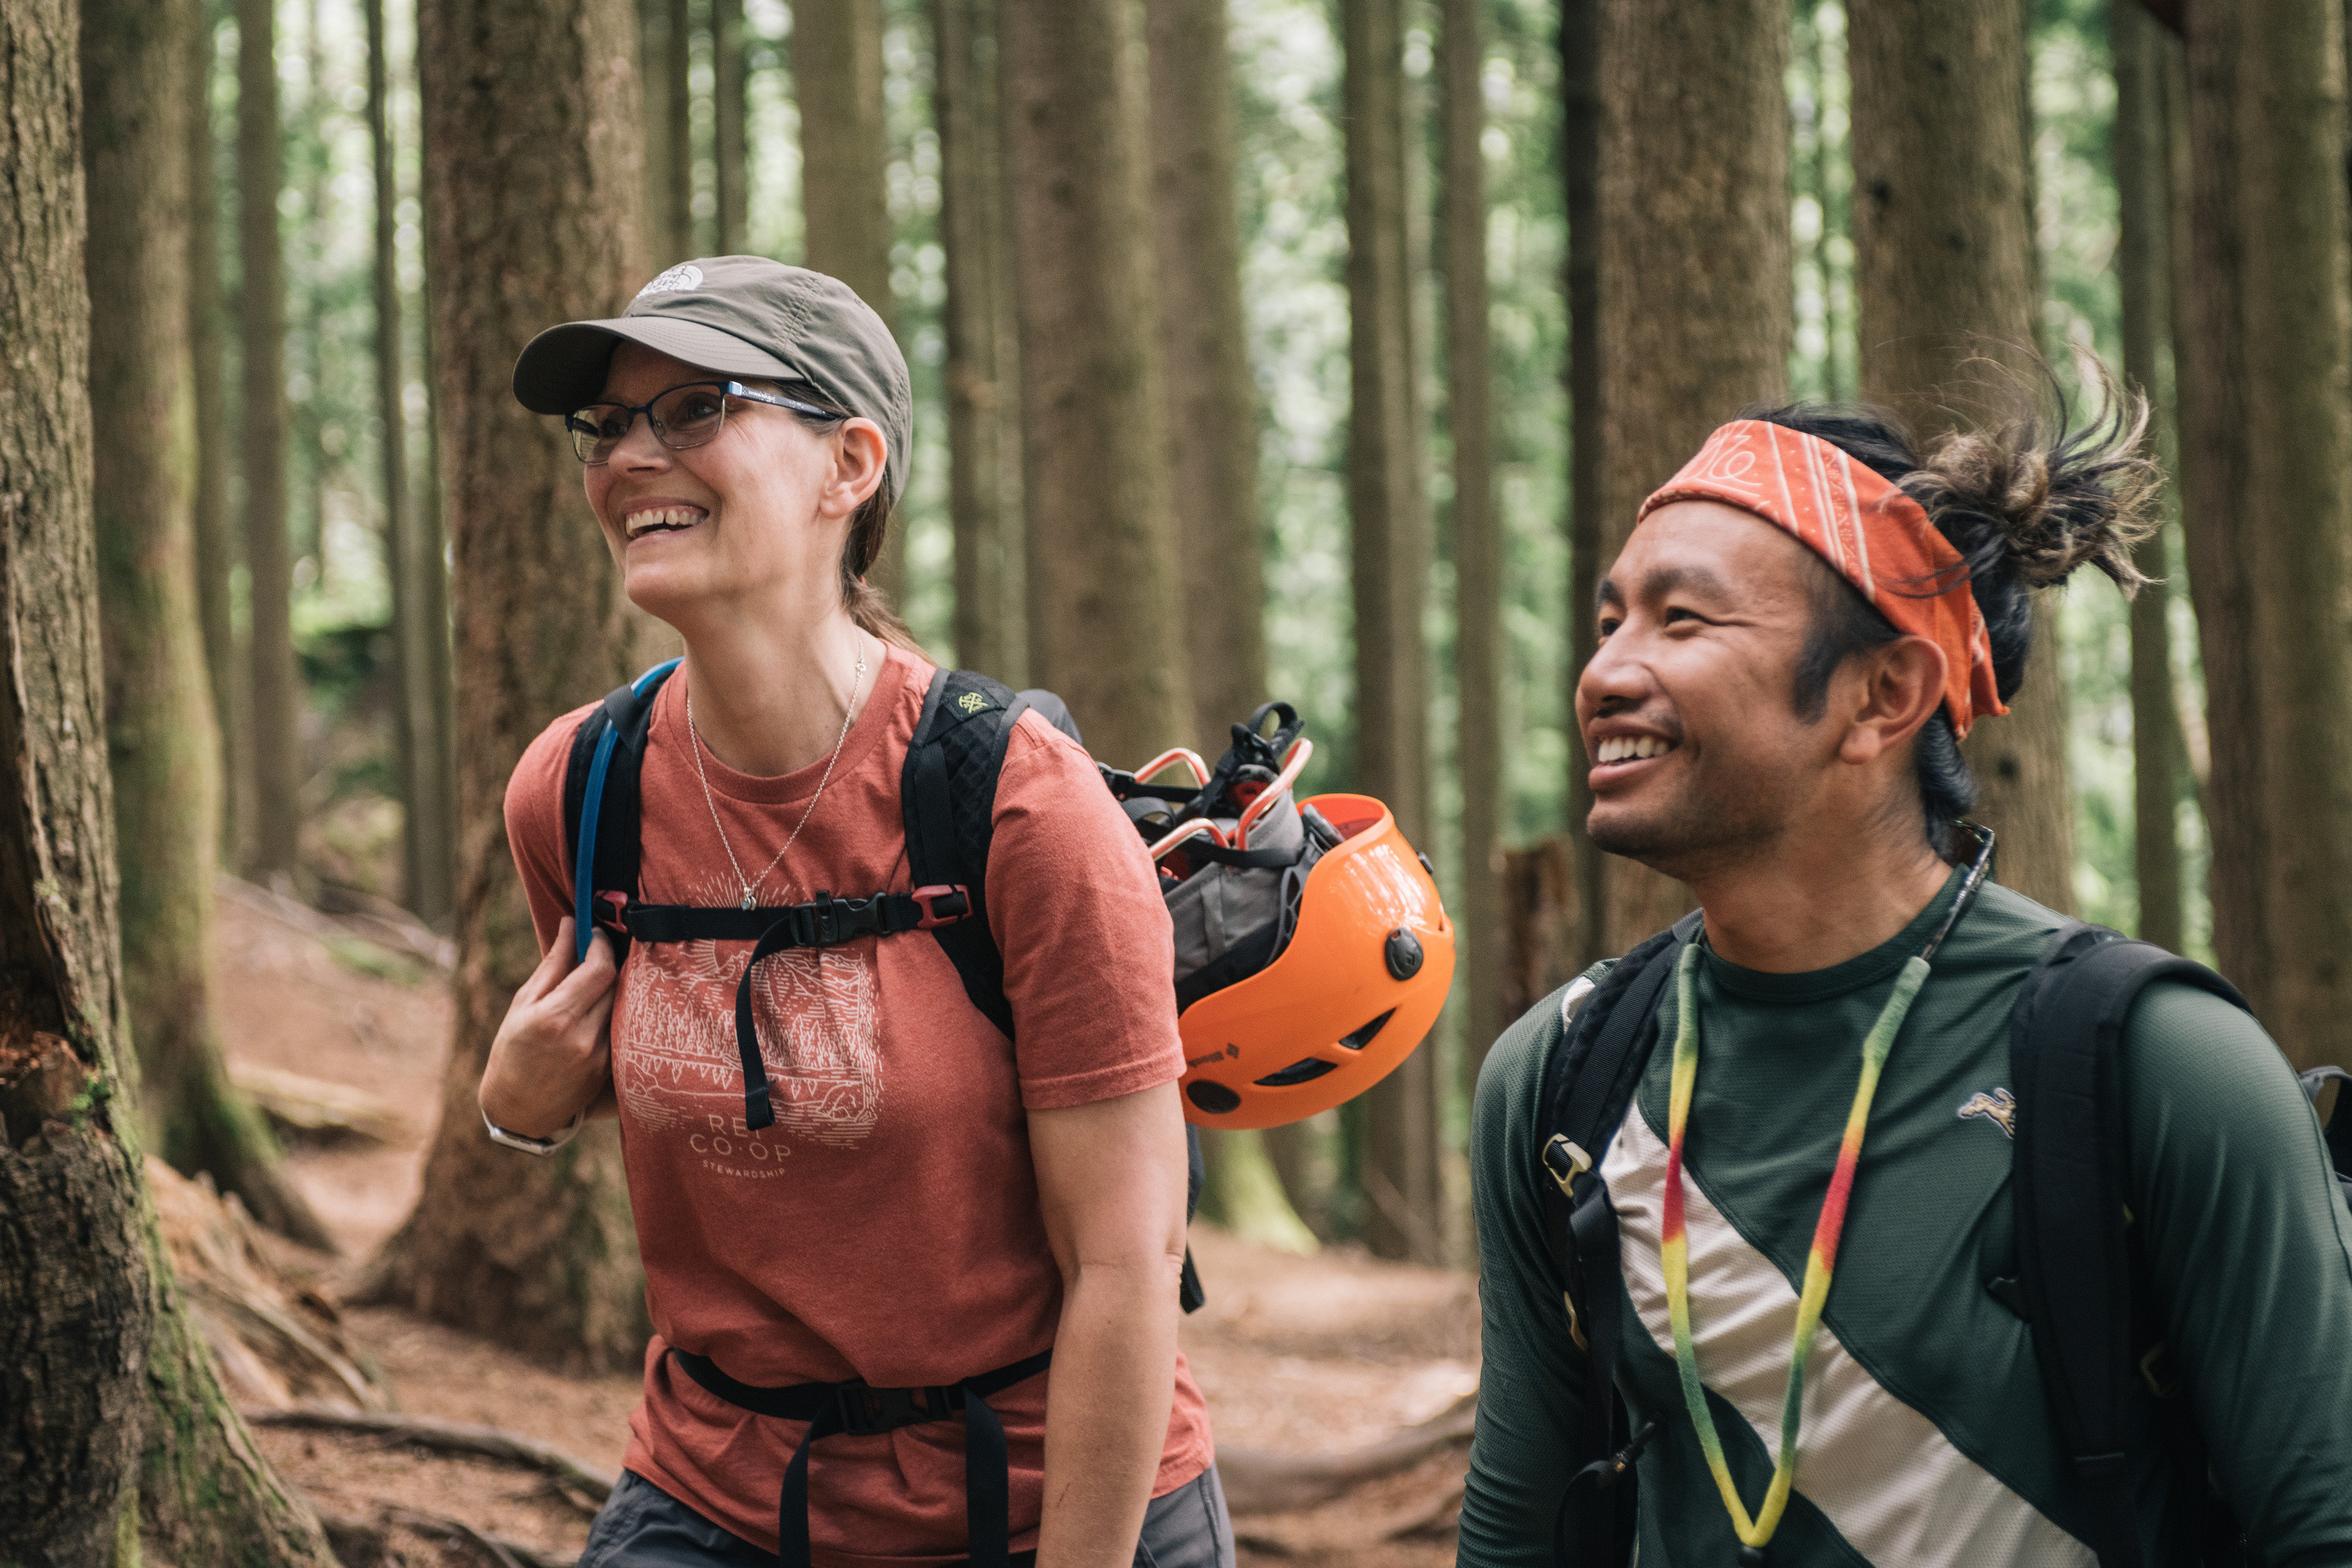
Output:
[
  {"xmin": 1958, "ymin": 1087, "xmax": 2017, "ymax": 1139},
  {"xmin": 637, "ymin": 263, "xmax": 705, "ymax": 299}
]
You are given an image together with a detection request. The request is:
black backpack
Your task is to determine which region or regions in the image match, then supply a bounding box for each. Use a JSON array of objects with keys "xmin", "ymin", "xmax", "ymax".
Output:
[
  {"xmin": 559, "ymin": 659, "xmax": 1207, "ymax": 1568},
  {"xmin": 1533, "ymin": 916, "xmax": 2339, "ymax": 1568}
]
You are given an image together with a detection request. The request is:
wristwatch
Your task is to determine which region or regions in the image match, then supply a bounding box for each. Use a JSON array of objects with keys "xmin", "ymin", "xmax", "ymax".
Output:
[{"xmin": 481, "ymin": 1102, "xmax": 587, "ymax": 1157}]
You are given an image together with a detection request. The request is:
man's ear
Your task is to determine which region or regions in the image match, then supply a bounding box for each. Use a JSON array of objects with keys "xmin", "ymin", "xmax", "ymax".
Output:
[
  {"xmin": 1836, "ymin": 635, "xmax": 1948, "ymax": 765},
  {"xmin": 821, "ymin": 417, "xmax": 889, "ymax": 519}
]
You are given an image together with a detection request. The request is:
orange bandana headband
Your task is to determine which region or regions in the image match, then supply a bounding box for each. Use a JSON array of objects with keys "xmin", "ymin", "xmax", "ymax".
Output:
[{"xmin": 1635, "ymin": 419, "xmax": 2006, "ymax": 739}]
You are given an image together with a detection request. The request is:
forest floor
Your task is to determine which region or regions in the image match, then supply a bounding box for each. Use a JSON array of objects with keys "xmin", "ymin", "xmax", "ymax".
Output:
[{"xmin": 212, "ymin": 889, "xmax": 1473, "ymax": 1567}]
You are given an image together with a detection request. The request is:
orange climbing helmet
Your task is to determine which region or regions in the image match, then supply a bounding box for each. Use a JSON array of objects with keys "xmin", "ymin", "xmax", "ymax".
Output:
[{"xmin": 1102, "ymin": 704, "xmax": 1455, "ymax": 1130}]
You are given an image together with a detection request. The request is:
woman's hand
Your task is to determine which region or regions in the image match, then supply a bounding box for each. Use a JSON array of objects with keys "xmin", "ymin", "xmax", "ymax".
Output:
[
  {"xmin": 1028, "ymin": 1081, "xmax": 1190, "ymax": 1568},
  {"xmin": 479, "ymin": 917, "xmax": 620, "ymax": 1137}
]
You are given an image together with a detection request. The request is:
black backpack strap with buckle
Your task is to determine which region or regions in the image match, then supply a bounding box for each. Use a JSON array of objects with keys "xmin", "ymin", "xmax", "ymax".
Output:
[
  {"xmin": 1534, "ymin": 911, "xmax": 1699, "ymax": 1567},
  {"xmin": 668, "ymin": 1345, "xmax": 1054, "ymax": 1568}
]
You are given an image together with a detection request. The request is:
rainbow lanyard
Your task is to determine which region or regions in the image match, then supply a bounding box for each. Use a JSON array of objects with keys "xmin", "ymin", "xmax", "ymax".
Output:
[{"xmin": 1658, "ymin": 830, "xmax": 1994, "ymax": 1564}]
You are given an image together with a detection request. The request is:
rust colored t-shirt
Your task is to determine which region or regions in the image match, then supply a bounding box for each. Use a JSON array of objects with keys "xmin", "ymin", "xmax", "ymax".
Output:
[{"xmin": 504, "ymin": 644, "xmax": 1213, "ymax": 1565}]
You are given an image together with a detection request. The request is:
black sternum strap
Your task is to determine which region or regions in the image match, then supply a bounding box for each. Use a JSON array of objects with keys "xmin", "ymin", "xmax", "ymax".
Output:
[{"xmin": 668, "ymin": 1346, "xmax": 1053, "ymax": 1568}]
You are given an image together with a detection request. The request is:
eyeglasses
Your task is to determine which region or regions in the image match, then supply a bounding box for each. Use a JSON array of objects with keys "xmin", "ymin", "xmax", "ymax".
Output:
[{"xmin": 564, "ymin": 380, "xmax": 844, "ymax": 465}]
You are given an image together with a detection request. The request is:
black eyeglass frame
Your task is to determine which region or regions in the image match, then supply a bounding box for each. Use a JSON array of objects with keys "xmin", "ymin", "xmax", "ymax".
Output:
[{"xmin": 563, "ymin": 379, "xmax": 846, "ymax": 466}]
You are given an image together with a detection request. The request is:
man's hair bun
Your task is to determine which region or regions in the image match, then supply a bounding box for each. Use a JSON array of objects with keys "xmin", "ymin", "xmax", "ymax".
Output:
[{"xmin": 1901, "ymin": 355, "xmax": 2160, "ymax": 597}]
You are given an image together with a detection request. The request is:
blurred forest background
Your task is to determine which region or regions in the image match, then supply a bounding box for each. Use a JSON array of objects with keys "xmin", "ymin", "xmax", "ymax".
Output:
[{"xmin": 9, "ymin": 0, "xmax": 2346, "ymax": 1557}]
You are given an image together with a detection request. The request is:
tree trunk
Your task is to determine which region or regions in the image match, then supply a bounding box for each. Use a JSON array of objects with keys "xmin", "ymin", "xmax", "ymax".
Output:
[
  {"xmin": 1341, "ymin": 0, "xmax": 1440, "ymax": 1264},
  {"xmin": 189, "ymin": 0, "xmax": 249, "ymax": 870},
  {"xmin": 937, "ymin": 0, "xmax": 1024, "ymax": 683},
  {"xmin": 1145, "ymin": 0, "xmax": 1268, "ymax": 755},
  {"xmin": 237, "ymin": 0, "xmax": 300, "ymax": 884},
  {"xmin": 1847, "ymin": 0, "xmax": 2073, "ymax": 911},
  {"xmin": 1000, "ymin": 0, "xmax": 1192, "ymax": 767},
  {"xmin": 1442, "ymin": 0, "xmax": 1500, "ymax": 1088},
  {"xmin": 370, "ymin": 0, "xmax": 655, "ymax": 1371},
  {"xmin": 2110, "ymin": 0, "xmax": 2183, "ymax": 953},
  {"xmin": 1, "ymin": 9, "xmax": 333, "ymax": 1558},
  {"xmin": 639, "ymin": 0, "xmax": 691, "ymax": 264},
  {"xmin": 713, "ymin": 0, "xmax": 748, "ymax": 255},
  {"xmin": 1561, "ymin": 0, "xmax": 1601, "ymax": 969},
  {"xmin": 2177, "ymin": 0, "xmax": 2352, "ymax": 1066},
  {"xmin": 87, "ymin": 0, "xmax": 334, "ymax": 1255},
  {"xmin": 1595, "ymin": 0, "xmax": 1789, "ymax": 951},
  {"xmin": 794, "ymin": 0, "xmax": 904, "ymax": 602},
  {"xmin": 370, "ymin": 0, "xmax": 455, "ymax": 931}
]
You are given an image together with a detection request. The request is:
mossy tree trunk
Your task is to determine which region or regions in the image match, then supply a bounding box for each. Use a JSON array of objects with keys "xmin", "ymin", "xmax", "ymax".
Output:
[
  {"xmin": 1, "ymin": 7, "xmax": 333, "ymax": 1559},
  {"xmin": 1001, "ymin": 0, "xmax": 1193, "ymax": 766},
  {"xmin": 236, "ymin": 0, "xmax": 301, "ymax": 884},
  {"xmin": 795, "ymin": 0, "xmax": 904, "ymax": 602},
  {"xmin": 1561, "ymin": 0, "xmax": 1603, "ymax": 970},
  {"xmin": 368, "ymin": 0, "xmax": 458, "ymax": 930},
  {"xmin": 2177, "ymin": 0, "xmax": 2352, "ymax": 1066},
  {"xmin": 1343, "ymin": 0, "xmax": 1441, "ymax": 1264},
  {"xmin": 937, "ymin": 0, "xmax": 1026, "ymax": 682},
  {"xmin": 1442, "ymin": 0, "xmax": 1502, "ymax": 1091},
  {"xmin": 1848, "ymin": 0, "xmax": 2074, "ymax": 911},
  {"xmin": 1595, "ymin": 0, "xmax": 1789, "ymax": 950},
  {"xmin": 188, "ymin": 0, "xmax": 251, "ymax": 869},
  {"xmin": 2110, "ymin": 0, "xmax": 2184, "ymax": 953},
  {"xmin": 369, "ymin": 0, "xmax": 655, "ymax": 1371},
  {"xmin": 87, "ymin": 0, "xmax": 333, "ymax": 1253},
  {"xmin": 1141, "ymin": 0, "xmax": 1310, "ymax": 1249}
]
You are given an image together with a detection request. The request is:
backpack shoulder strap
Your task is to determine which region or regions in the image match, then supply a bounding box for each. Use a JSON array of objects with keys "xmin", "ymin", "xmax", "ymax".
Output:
[
  {"xmin": 1531, "ymin": 909, "xmax": 1699, "ymax": 1568},
  {"xmin": 2009, "ymin": 923, "xmax": 2249, "ymax": 1568},
  {"xmin": 561, "ymin": 659, "xmax": 682, "ymax": 963},
  {"xmin": 900, "ymin": 668, "xmax": 1034, "ymax": 1039}
]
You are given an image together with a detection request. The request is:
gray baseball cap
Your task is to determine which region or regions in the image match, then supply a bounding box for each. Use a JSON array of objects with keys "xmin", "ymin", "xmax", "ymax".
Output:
[{"xmin": 512, "ymin": 256, "xmax": 911, "ymax": 505}]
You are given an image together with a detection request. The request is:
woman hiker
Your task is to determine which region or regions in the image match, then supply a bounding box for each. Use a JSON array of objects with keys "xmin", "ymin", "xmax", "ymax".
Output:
[{"xmin": 481, "ymin": 255, "xmax": 1231, "ymax": 1568}]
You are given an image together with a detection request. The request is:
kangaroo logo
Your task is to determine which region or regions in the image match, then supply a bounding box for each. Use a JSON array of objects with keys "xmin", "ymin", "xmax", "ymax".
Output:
[{"xmin": 1958, "ymin": 1087, "xmax": 2018, "ymax": 1140}]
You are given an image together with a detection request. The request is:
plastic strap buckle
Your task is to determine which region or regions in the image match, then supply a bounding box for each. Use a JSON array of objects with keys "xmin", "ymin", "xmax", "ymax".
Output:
[
  {"xmin": 833, "ymin": 1380, "xmax": 958, "ymax": 1436},
  {"xmin": 910, "ymin": 884, "xmax": 972, "ymax": 930},
  {"xmin": 592, "ymin": 891, "xmax": 631, "ymax": 934}
]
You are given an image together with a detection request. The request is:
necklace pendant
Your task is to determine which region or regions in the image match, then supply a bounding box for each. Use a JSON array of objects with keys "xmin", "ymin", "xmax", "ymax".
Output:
[{"xmin": 740, "ymin": 888, "xmax": 757, "ymax": 912}]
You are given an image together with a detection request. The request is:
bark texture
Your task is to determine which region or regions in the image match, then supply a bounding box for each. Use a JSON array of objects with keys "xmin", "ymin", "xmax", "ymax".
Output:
[
  {"xmin": 1442, "ymin": 0, "xmax": 1501, "ymax": 1085},
  {"xmin": 2110, "ymin": 0, "xmax": 2183, "ymax": 953},
  {"xmin": 1, "ymin": 10, "xmax": 330, "ymax": 1559},
  {"xmin": 713, "ymin": 0, "xmax": 748, "ymax": 255},
  {"xmin": 1561, "ymin": 0, "xmax": 1601, "ymax": 968},
  {"xmin": 87, "ymin": 0, "xmax": 332, "ymax": 1252},
  {"xmin": 794, "ymin": 0, "xmax": 903, "ymax": 601},
  {"xmin": 373, "ymin": 0, "xmax": 655, "ymax": 1370},
  {"xmin": 235, "ymin": 0, "xmax": 300, "ymax": 882},
  {"xmin": 369, "ymin": 0, "xmax": 457, "ymax": 929},
  {"xmin": 1595, "ymin": 0, "xmax": 1789, "ymax": 951},
  {"xmin": 1848, "ymin": 0, "xmax": 2074, "ymax": 912},
  {"xmin": 2178, "ymin": 0, "xmax": 2352, "ymax": 1064},
  {"xmin": 1343, "ymin": 0, "xmax": 1440, "ymax": 1263},
  {"xmin": 188, "ymin": 0, "xmax": 249, "ymax": 868},
  {"xmin": 1001, "ymin": 0, "xmax": 1192, "ymax": 767},
  {"xmin": 638, "ymin": 0, "xmax": 690, "ymax": 264},
  {"xmin": 1146, "ymin": 0, "xmax": 1268, "ymax": 754},
  {"xmin": 937, "ymin": 0, "xmax": 1025, "ymax": 682}
]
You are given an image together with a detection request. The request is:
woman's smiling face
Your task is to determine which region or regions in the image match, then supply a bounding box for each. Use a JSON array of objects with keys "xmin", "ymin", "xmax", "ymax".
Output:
[{"xmin": 582, "ymin": 340, "xmax": 883, "ymax": 627}]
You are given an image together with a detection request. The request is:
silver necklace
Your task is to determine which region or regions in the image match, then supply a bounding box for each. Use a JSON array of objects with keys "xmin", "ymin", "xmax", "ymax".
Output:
[{"xmin": 686, "ymin": 640, "xmax": 868, "ymax": 911}]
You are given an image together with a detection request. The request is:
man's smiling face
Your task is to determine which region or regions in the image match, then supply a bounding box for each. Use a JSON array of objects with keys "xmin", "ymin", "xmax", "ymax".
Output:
[{"xmin": 1577, "ymin": 499, "xmax": 1846, "ymax": 881}]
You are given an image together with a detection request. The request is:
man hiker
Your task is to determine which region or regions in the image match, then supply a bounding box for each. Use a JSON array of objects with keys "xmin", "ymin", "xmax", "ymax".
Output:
[{"xmin": 1459, "ymin": 394, "xmax": 2352, "ymax": 1566}]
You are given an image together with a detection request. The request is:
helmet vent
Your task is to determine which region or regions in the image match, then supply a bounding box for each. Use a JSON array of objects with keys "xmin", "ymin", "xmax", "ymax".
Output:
[
  {"xmin": 1384, "ymin": 928, "xmax": 1425, "ymax": 979},
  {"xmin": 1186, "ymin": 1079, "xmax": 1243, "ymax": 1115},
  {"xmin": 1254, "ymin": 1056, "xmax": 1338, "ymax": 1088},
  {"xmin": 1339, "ymin": 1009, "xmax": 1396, "ymax": 1051}
]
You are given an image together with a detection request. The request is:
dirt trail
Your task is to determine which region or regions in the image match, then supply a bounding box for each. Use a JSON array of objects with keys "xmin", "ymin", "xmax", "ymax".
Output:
[{"xmin": 214, "ymin": 895, "xmax": 1469, "ymax": 1565}]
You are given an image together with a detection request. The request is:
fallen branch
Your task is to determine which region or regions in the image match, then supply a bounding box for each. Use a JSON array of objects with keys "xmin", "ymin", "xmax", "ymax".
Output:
[
  {"xmin": 245, "ymin": 1405, "xmax": 617, "ymax": 1503},
  {"xmin": 1216, "ymin": 1387, "xmax": 1476, "ymax": 1516},
  {"xmin": 229, "ymin": 1061, "xmax": 407, "ymax": 1145}
]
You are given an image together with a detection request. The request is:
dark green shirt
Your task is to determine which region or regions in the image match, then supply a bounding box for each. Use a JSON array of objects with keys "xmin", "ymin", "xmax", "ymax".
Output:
[{"xmin": 1462, "ymin": 871, "xmax": 2352, "ymax": 1566}]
